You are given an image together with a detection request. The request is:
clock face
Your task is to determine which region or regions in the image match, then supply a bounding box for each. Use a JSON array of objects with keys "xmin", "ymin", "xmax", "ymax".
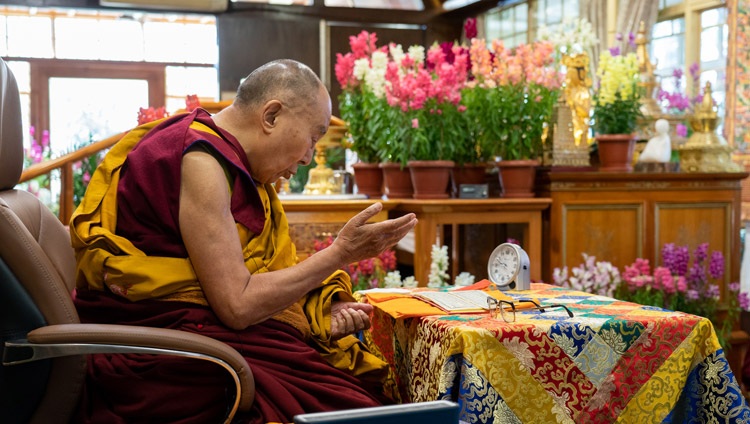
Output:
[{"xmin": 488, "ymin": 243, "xmax": 520, "ymax": 286}]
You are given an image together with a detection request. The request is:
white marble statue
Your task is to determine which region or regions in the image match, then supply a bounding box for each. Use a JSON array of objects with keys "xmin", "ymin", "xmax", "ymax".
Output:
[{"xmin": 639, "ymin": 119, "xmax": 672, "ymax": 163}]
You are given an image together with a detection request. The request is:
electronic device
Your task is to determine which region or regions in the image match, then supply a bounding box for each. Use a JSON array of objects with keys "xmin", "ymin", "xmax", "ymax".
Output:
[
  {"xmin": 293, "ymin": 400, "xmax": 460, "ymax": 424},
  {"xmin": 487, "ymin": 242, "xmax": 531, "ymax": 290},
  {"xmin": 458, "ymin": 183, "xmax": 488, "ymax": 199}
]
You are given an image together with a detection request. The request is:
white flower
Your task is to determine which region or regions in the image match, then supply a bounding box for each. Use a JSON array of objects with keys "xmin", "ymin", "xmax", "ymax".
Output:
[
  {"xmin": 352, "ymin": 58, "xmax": 370, "ymax": 82},
  {"xmin": 408, "ymin": 45, "xmax": 425, "ymax": 65},
  {"xmin": 389, "ymin": 43, "xmax": 405, "ymax": 66},
  {"xmin": 403, "ymin": 276, "xmax": 418, "ymax": 288},
  {"xmin": 428, "ymin": 244, "xmax": 449, "ymax": 288},
  {"xmin": 536, "ymin": 17, "xmax": 599, "ymax": 57},
  {"xmin": 454, "ymin": 272, "xmax": 475, "ymax": 287},
  {"xmin": 383, "ymin": 270, "xmax": 403, "ymax": 288}
]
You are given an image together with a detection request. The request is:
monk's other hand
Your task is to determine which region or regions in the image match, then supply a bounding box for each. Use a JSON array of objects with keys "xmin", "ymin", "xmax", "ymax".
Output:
[{"xmin": 330, "ymin": 301, "xmax": 373, "ymax": 339}]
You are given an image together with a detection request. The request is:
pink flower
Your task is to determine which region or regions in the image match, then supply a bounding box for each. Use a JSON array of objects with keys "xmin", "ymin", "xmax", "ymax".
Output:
[
  {"xmin": 676, "ymin": 123, "xmax": 688, "ymax": 137},
  {"xmin": 464, "ymin": 18, "xmax": 477, "ymax": 39},
  {"xmin": 411, "ymin": 118, "xmax": 419, "ymax": 128}
]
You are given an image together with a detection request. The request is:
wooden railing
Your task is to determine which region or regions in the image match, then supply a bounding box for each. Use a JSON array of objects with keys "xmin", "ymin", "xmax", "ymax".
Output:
[{"xmin": 19, "ymin": 131, "xmax": 126, "ymax": 225}]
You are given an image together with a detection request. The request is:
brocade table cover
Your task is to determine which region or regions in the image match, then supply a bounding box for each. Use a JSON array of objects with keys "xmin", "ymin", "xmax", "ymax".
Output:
[{"xmin": 364, "ymin": 283, "xmax": 750, "ymax": 423}]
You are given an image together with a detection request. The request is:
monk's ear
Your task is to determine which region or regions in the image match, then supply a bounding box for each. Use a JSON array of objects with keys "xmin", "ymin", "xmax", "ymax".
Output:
[{"xmin": 261, "ymin": 100, "xmax": 283, "ymax": 133}]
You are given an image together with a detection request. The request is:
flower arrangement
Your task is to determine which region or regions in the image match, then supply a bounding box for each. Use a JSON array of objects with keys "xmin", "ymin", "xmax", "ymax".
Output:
[
  {"xmin": 72, "ymin": 134, "xmax": 106, "ymax": 207},
  {"xmin": 462, "ymin": 38, "xmax": 563, "ymax": 160},
  {"xmin": 313, "ymin": 235, "xmax": 398, "ymax": 292},
  {"xmin": 427, "ymin": 243, "xmax": 450, "ymax": 288},
  {"xmin": 19, "ymin": 126, "xmax": 56, "ymax": 213},
  {"xmin": 384, "ymin": 42, "xmax": 472, "ymax": 163},
  {"xmin": 553, "ymin": 253, "xmax": 621, "ymax": 298},
  {"xmin": 137, "ymin": 105, "xmax": 168, "ymax": 126},
  {"xmin": 537, "ymin": 17, "xmax": 599, "ymax": 60},
  {"xmin": 335, "ymin": 28, "xmax": 480, "ymax": 167},
  {"xmin": 592, "ymin": 48, "xmax": 642, "ymax": 135},
  {"xmin": 554, "ymin": 243, "xmax": 749, "ymax": 350},
  {"xmin": 656, "ymin": 63, "xmax": 702, "ymax": 138},
  {"xmin": 335, "ymin": 31, "xmax": 395, "ymax": 164}
]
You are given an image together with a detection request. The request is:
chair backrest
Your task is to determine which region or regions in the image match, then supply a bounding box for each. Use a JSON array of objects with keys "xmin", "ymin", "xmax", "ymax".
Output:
[{"xmin": 0, "ymin": 58, "xmax": 85, "ymax": 424}]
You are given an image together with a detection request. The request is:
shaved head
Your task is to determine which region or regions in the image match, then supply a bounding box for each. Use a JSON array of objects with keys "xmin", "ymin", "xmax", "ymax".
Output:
[{"xmin": 234, "ymin": 59, "xmax": 325, "ymax": 111}]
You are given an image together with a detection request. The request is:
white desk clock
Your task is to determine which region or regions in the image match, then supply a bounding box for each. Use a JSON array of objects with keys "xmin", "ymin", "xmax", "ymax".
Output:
[{"xmin": 487, "ymin": 242, "xmax": 531, "ymax": 291}]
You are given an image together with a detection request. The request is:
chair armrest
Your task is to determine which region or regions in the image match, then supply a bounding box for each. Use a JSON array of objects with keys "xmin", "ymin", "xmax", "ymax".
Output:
[{"xmin": 20, "ymin": 323, "xmax": 254, "ymax": 416}]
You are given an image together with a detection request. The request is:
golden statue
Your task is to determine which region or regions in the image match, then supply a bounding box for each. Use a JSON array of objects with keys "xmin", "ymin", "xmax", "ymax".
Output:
[
  {"xmin": 542, "ymin": 52, "xmax": 591, "ymax": 167},
  {"xmin": 635, "ymin": 21, "xmax": 662, "ymax": 117},
  {"xmin": 562, "ymin": 53, "xmax": 592, "ymax": 146}
]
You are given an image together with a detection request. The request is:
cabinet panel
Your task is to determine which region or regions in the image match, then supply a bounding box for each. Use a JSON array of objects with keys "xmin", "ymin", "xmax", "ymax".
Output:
[
  {"xmin": 655, "ymin": 202, "xmax": 733, "ymax": 290},
  {"xmin": 562, "ymin": 203, "xmax": 643, "ymax": 270}
]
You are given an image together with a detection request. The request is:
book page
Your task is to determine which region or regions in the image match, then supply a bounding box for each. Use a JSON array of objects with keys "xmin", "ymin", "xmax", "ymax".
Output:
[{"xmin": 412, "ymin": 290, "xmax": 493, "ymax": 313}]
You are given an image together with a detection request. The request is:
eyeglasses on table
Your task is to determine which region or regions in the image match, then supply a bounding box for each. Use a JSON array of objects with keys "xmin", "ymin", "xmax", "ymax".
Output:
[{"xmin": 486, "ymin": 298, "xmax": 574, "ymax": 322}]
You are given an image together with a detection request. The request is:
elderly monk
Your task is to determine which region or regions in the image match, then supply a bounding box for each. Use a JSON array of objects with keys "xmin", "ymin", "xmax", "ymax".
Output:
[{"xmin": 70, "ymin": 59, "xmax": 417, "ymax": 423}]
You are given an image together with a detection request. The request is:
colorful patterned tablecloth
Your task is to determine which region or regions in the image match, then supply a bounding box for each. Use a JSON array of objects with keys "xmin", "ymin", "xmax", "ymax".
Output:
[{"xmin": 364, "ymin": 283, "xmax": 750, "ymax": 423}]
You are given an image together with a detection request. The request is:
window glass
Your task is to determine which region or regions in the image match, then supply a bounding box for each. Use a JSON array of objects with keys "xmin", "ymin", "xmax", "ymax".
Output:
[
  {"xmin": 48, "ymin": 77, "xmax": 149, "ymax": 154},
  {"xmin": 55, "ymin": 17, "xmax": 101, "ymax": 60},
  {"xmin": 537, "ymin": 0, "xmax": 578, "ymax": 29},
  {"xmin": 485, "ymin": 2, "xmax": 528, "ymax": 48},
  {"xmin": 700, "ymin": 7, "xmax": 727, "ymax": 133},
  {"xmin": 659, "ymin": 0, "xmax": 682, "ymax": 9},
  {"xmin": 8, "ymin": 16, "xmax": 53, "ymax": 58},
  {"xmin": 0, "ymin": 16, "xmax": 7, "ymax": 56},
  {"xmin": 99, "ymin": 19, "xmax": 144, "ymax": 61},
  {"xmin": 166, "ymin": 66, "xmax": 219, "ymax": 111},
  {"xmin": 650, "ymin": 17, "xmax": 685, "ymax": 91},
  {"xmin": 322, "ymin": 0, "xmax": 422, "ymax": 9},
  {"xmin": 181, "ymin": 23, "xmax": 218, "ymax": 64}
]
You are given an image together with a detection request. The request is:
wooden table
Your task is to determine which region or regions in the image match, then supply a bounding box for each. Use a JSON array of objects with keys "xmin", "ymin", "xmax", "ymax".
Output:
[{"xmin": 390, "ymin": 199, "xmax": 552, "ymax": 285}]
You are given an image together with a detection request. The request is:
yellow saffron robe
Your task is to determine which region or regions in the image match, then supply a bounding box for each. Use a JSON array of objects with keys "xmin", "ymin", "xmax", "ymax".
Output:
[{"xmin": 70, "ymin": 112, "xmax": 387, "ymax": 381}]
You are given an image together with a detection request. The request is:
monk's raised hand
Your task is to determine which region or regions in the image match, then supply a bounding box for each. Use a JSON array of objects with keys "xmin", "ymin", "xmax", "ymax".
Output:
[{"xmin": 333, "ymin": 203, "xmax": 417, "ymax": 264}]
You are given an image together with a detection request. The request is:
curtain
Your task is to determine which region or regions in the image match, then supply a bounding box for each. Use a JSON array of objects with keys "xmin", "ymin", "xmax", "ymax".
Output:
[
  {"xmin": 580, "ymin": 0, "xmax": 608, "ymax": 85},
  {"xmin": 616, "ymin": 0, "xmax": 660, "ymax": 54}
]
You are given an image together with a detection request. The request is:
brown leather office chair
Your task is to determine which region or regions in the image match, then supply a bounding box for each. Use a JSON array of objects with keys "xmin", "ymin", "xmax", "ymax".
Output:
[{"xmin": 0, "ymin": 58, "xmax": 254, "ymax": 424}]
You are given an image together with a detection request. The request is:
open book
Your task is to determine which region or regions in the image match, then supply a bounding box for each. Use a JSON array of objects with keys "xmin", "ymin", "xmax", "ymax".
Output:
[{"xmin": 411, "ymin": 290, "xmax": 495, "ymax": 313}]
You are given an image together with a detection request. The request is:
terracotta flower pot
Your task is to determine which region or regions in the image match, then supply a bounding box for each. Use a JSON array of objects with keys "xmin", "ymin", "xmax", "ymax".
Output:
[
  {"xmin": 408, "ymin": 160, "xmax": 455, "ymax": 199},
  {"xmin": 497, "ymin": 159, "xmax": 539, "ymax": 198},
  {"xmin": 596, "ymin": 134, "xmax": 636, "ymax": 172},
  {"xmin": 379, "ymin": 162, "xmax": 413, "ymax": 199},
  {"xmin": 352, "ymin": 162, "xmax": 383, "ymax": 199}
]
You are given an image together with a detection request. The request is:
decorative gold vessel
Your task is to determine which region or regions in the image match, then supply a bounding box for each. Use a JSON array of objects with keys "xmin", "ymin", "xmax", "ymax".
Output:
[{"xmin": 677, "ymin": 82, "xmax": 740, "ymax": 172}]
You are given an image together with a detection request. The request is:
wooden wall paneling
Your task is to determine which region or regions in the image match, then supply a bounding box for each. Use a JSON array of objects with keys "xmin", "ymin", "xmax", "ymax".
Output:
[{"xmin": 217, "ymin": 11, "xmax": 321, "ymax": 96}]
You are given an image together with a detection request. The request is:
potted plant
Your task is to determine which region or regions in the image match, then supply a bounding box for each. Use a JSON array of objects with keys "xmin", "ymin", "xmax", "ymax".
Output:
[
  {"xmin": 382, "ymin": 42, "xmax": 471, "ymax": 199},
  {"xmin": 591, "ymin": 47, "xmax": 642, "ymax": 172},
  {"xmin": 464, "ymin": 39, "xmax": 563, "ymax": 197},
  {"xmin": 335, "ymin": 30, "xmax": 386, "ymax": 198}
]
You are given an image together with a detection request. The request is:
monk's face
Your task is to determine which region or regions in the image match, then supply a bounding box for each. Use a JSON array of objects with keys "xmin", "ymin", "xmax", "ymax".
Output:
[{"xmin": 260, "ymin": 85, "xmax": 331, "ymax": 184}]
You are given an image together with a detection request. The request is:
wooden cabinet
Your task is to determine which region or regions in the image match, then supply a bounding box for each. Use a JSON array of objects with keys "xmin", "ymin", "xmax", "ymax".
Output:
[
  {"xmin": 538, "ymin": 171, "xmax": 748, "ymax": 297},
  {"xmin": 280, "ymin": 199, "xmax": 394, "ymax": 261}
]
